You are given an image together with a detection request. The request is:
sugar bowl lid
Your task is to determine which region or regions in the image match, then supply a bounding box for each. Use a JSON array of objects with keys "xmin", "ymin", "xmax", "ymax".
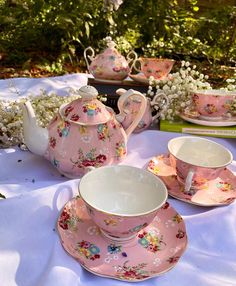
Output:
[
  {"xmin": 60, "ymin": 85, "xmax": 111, "ymax": 125},
  {"xmin": 98, "ymin": 37, "xmax": 122, "ymax": 58}
]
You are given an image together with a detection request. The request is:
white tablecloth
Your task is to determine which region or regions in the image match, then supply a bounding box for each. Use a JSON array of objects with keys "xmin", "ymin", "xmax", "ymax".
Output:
[
  {"xmin": 0, "ymin": 75, "xmax": 236, "ymax": 286},
  {"xmin": 0, "ymin": 130, "xmax": 236, "ymax": 286}
]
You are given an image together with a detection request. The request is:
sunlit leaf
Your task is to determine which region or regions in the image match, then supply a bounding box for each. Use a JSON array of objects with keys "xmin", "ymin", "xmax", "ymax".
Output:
[{"xmin": 85, "ymin": 22, "xmax": 90, "ymax": 38}]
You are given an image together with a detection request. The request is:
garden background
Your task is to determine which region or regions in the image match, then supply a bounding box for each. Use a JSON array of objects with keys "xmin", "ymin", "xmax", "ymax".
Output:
[{"xmin": 0, "ymin": 0, "xmax": 235, "ymax": 85}]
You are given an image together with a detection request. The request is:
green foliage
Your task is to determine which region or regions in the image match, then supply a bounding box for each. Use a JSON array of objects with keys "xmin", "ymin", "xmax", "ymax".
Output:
[{"xmin": 0, "ymin": 0, "xmax": 235, "ymax": 69}]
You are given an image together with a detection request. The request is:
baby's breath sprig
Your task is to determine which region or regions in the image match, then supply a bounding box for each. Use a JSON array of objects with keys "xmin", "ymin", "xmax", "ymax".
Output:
[
  {"xmin": 147, "ymin": 61, "xmax": 212, "ymax": 121},
  {"xmin": 0, "ymin": 91, "xmax": 81, "ymax": 148}
]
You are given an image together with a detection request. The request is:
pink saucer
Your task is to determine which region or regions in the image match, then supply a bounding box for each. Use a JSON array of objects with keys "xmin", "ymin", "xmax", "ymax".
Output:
[
  {"xmin": 57, "ymin": 197, "xmax": 187, "ymax": 282},
  {"xmin": 180, "ymin": 110, "xmax": 236, "ymax": 127},
  {"xmin": 148, "ymin": 154, "xmax": 236, "ymax": 206},
  {"xmin": 128, "ymin": 73, "xmax": 150, "ymax": 85}
]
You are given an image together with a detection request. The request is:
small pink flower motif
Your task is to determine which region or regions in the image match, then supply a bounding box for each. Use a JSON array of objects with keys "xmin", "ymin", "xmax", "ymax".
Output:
[
  {"xmin": 217, "ymin": 181, "xmax": 232, "ymax": 192},
  {"xmin": 204, "ymin": 103, "xmax": 217, "ymax": 114},
  {"xmin": 113, "ymin": 66, "xmax": 122, "ymax": 72},
  {"xmin": 49, "ymin": 137, "xmax": 56, "ymax": 148},
  {"xmin": 162, "ymin": 202, "xmax": 170, "ymax": 209},
  {"xmin": 70, "ymin": 114, "xmax": 80, "ymax": 121},
  {"xmin": 167, "ymin": 256, "xmax": 180, "ymax": 264},
  {"xmin": 64, "ymin": 106, "xmax": 74, "ymax": 116},
  {"xmin": 176, "ymin": 229, "xmax": 185, "ymax": 239},
  {"xmin": 58, "ymin": 210, "xmax": 70, "ymax": 230}
]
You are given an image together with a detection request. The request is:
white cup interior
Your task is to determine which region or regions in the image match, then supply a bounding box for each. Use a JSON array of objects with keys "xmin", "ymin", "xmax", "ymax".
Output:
[
  {"xmin": 168, "ymin": 136, "xmax": 233, "ymax": 168},
  {"xmin": 79, "ymin": 165, "xmax": 167, "ymax": 216}
]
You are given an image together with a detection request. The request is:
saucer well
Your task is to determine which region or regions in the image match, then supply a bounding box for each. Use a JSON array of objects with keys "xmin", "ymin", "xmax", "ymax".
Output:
[
  {"xmin": 180, "ymin": 113, "xmax": 236, "ymax": 127},
  {"xmin": 57, "ymin": 197, "xmax": 187, "ymax": 282},
  {"xmin": 148, "ymin": 154, "xmax": 236, "ymax": 206},
  {"xmin": 128, "ymin": 73, "xmax": 150, "ymax": 85}
]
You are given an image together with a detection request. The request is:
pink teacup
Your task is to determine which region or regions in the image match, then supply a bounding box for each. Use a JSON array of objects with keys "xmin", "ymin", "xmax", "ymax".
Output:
[
  {"xmin": 168, "ymin": 136, "xmax": 233, "ymax": 194},
  {"xmin": 192, "ymin": 89, "xmax": 236, "ymax": 120},
  {"xmin": 79, "ymin": 165, "xmax": 168, "ymax": 242},
  {"xmin": 132, "ymin": 57, "xmax": 175, "ymax": 80}
]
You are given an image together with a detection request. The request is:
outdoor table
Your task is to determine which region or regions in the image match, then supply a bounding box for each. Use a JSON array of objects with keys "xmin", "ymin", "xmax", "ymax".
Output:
[{"xmin": 0, "ymin": 74, "xmax": 236, "ymax": 286}]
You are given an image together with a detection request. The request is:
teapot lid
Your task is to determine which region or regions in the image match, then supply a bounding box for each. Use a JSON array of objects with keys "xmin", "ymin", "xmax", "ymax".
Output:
[
  {"xmin": 60, "ymin": 85, "xmax": 112, "ymax": 125},
  {"xmin": 100, "ymin": 37, "xmax": 120, "ymax": 56}
]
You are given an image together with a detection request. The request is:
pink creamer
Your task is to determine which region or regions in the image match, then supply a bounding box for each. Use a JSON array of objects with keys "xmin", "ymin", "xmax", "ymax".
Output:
[{"xmin": 116, "ymin": 88, "xmax": 169, "ymax": 133}]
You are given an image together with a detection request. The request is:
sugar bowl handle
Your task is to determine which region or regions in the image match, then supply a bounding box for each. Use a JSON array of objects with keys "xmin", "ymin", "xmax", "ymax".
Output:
[
  {"xmin": 132, "ymin": 58, "xmax": 142, "ymax": 73},
  {"xmin": 127, "ymin": 50, "xmax": 138, "ymax": 70},
  {"xmin": 84, "ymin": 47, "xmax": 95, "ymax": 71}
]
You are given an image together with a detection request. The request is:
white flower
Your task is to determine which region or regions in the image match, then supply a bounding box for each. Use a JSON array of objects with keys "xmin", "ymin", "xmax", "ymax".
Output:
[
  {"xmin": 163, "ymin": 85, "xmax": 170, "ymax": 91},
  {"xmin": 185, "ymin": 61, "xmax": 190, "ymax": 67}
]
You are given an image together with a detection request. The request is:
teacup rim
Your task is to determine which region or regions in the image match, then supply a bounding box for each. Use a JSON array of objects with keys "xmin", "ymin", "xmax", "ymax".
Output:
[
  {"xmin": 78, "ymin": 165, "xmax": 168, "ymax": 217},
  {"xmin": 167, "ymin": 136, "xmax": 233, "ymax": 168},
  {"xmin": 138, "ymin": 57, "xmax": 175, "ymax": 62},
  {"xmin": 192, "ymin": 89, "xmax": 236, "ymax": 96}
]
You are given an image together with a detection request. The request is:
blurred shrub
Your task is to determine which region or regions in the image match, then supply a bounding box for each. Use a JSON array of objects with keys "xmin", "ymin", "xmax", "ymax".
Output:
[{"xmin": 0, "ymin": 0, "xmax": 235, "ymax": 68}]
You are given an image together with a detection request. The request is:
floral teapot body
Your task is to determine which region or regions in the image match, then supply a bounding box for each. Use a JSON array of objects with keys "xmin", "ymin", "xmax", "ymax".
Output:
[
  {"xmin": 117, "ymin": 89, "xmax": 169, "ymax": 133},
  {"xmin": 22, "ymin": 86, "xmax": 147, "ymax": 178},
  {"xmin": 84, "ymin": 38, "xmax": 137, "ymax": 81}
]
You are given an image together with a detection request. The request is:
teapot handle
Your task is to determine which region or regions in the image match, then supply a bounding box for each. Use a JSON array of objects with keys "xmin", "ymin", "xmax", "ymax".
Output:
[
  {"xmin": 126, "ymin": 50, "xmax": 138, "ymax": 70},
  {"xmin": 150, "ymin": 92, "xmax": 169, "ymax": 121},
  {"xmin": 84, "ymin": 47, "xmax": 95, "ymax": 71},
  {"xmin": 116, "ymin": 88, "xmax": 147, "ymax": 138}
]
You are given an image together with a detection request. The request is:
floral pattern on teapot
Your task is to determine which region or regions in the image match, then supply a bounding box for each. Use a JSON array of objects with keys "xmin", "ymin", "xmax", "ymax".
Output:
[{"xmin": 47, "ymin": 117, "xmax": 127, "ymax": 176}]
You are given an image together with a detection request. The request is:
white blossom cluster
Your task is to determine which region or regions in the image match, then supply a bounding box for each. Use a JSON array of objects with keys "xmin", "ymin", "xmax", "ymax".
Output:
[
  {"xmin": 222, "ymin": 72, "xmax": 236, "ymax": 113},
  {"xmin": 221, "ymin": 71, "xmax": 236, "ymax": 91},
  {"xmin": 0, "ymin": 91, "xmax": 81, "ymax": 148},
  {"xmin": 147, "ymin": 61, "xmax": 212, "ymax": 121}
]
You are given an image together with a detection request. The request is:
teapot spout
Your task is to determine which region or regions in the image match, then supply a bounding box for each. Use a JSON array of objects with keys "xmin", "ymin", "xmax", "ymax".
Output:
[{"xmin": 22, "ymin": 101, "xmax": 49, "ymax": 156}]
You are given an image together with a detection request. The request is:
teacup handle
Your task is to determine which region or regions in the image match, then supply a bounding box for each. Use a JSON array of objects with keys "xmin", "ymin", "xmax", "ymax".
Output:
[
  {"xmin": 132, "ymin": 58, "xmax": 142, "ymax": 74},
  {"xmin": 83, "ymin": 47, "xmax": 95, "ymax": 71},
  {"xmin": 150, "ymin": 92, "xmax": 169, "ymax": 121},
  {"xmin": 185, "ymin": 169, "xmax": 195, "ymax": 194},
  {"xmin": 116, "ymin": 88, "xmax": 147, "ymax": 138},
  {"xmin": 127, "ymin": 50, "xmax": 138, "ymax": 70}
]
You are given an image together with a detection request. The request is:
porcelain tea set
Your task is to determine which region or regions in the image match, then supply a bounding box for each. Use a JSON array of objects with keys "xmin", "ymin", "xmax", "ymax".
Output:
[
  {"xmin": 22, "ymin": 82, "xmax": 235, "ymax": 281},
  {"xmin": 21, "ymin": 37, "xmax": 235, "ymax": 283},
  {"xmin": 84, "ymin": 37, "xmax": 175, "ymax": 84}
]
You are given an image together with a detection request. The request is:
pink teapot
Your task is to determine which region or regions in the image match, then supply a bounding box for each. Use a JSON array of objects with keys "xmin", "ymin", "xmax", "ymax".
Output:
[
  {"xmin": 84, "ymin": 38, "xmax": 137, "ymax": 81},
  {"xmin": 116, "ymin": 88, "xmax": 169, "ymax": 133},
  {"xmin": 22, "ymin": 85, "xmax": 147, "ymax": 178}
]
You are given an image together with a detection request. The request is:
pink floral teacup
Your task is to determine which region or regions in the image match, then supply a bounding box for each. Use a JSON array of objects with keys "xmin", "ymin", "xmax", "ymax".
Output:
[
  {"xmin": 192, "ymin": 89, "xmax": 236, "ymax": 120},
  {"xmin": 79, "ymin": 165, "xmax": 168, "ymax": 242},
  {"xmin": 132, "ymin": 58, "xmax": 175, "ymax": 80},
  {"xmin": 168, "ymin": 136, "xmax": 233, "ymax": 194}
]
